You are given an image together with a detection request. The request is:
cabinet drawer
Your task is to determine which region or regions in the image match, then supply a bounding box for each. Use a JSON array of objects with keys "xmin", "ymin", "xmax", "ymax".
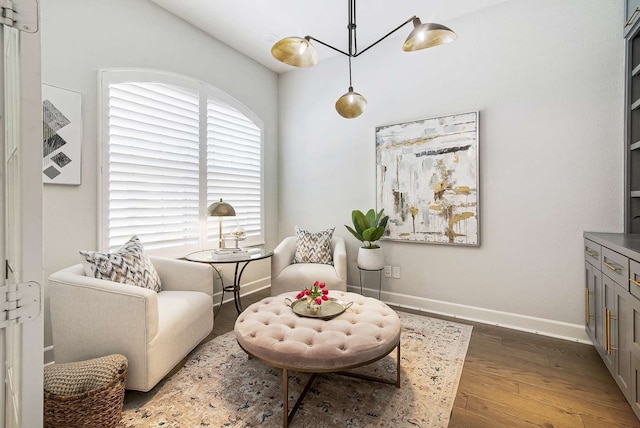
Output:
[
  {"xmin": 602, "ymin": 247, "xmax": 630, "ymax": 289},
  {"xmin": 631, "ymin": 260, "xmax": 640, "ymax": 300},
  {"xmin": 584, "ymin": 239, "xmax": 602, "ymax": 267}
]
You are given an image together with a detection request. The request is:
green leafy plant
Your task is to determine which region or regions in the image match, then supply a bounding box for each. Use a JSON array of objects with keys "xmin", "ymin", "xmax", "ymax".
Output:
[{"xmin": 345, "ymin": 209, "xmax": 389, "ymax": 249}]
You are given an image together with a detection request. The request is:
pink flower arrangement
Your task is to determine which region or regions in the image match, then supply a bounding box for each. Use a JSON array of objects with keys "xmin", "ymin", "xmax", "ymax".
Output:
[{"xmin": 296, "ymin": 280, "xmax": 330, "ymax": 305}]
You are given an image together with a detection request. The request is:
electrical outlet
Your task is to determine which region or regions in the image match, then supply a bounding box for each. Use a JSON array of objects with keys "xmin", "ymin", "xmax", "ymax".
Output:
[
  {"xmin": 392, "ymin": 266, "xmax": 400, "ymax": 279},
  {"xmin": 384, "ymin": 265, "xmax": 392, "ymax": 277}
]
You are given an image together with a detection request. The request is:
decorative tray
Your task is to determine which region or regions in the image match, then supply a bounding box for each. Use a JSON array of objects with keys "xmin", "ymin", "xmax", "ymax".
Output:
[{"xmin": 285, "ymin": 297, "xmax": 353, "ymax": 320}]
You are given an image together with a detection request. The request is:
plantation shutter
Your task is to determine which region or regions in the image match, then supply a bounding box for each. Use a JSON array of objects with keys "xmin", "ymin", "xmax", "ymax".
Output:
[
  {"xmin": 107, "ymin": 82, "xmax": 200, "ymax": 251},
  {"xmin": 206, "ymin": 99, "xmax": 262, "ymax": 246}
]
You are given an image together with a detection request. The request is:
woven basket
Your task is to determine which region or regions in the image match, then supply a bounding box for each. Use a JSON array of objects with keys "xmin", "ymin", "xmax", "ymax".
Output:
[{"xmin": 44, "ymin": 354, "xmax": 127, "ymax": 428}]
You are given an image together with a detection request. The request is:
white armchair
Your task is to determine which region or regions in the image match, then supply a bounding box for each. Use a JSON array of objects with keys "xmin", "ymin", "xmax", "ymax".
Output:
[
  {"xmin": 48, "ymin": 256, "xmax": 214, "ymax": 392},
  {"xmin": 270, "ymin": 236, "xmax": 348, "ymax": 295}
]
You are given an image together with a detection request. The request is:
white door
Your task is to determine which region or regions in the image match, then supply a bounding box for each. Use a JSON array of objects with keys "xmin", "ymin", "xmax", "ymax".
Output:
[{"xmin": 0, "ymin": 3, "xmax": 43, "ymax": 427}]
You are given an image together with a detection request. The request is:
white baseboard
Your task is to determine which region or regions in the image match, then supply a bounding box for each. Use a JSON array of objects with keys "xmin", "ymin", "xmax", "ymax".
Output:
[{"xmin": 347, "ymin": 285, "xmax": 591, "ymax": 344}]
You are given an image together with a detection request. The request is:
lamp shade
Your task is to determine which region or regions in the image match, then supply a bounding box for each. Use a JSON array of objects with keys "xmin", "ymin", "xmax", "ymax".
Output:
[
  {"xmin": 335, "ymin": 87, "xmax": 367, "ymax": 119},
  {"xmin": 403, "ymin": 18, "xmax": 457, "ymax": 52},
  {"xmin": 207, "ymin": 198, "xmax": 236, "ymax": 217},
  {"xmin": 271, "ymin": 36, "xmax": 318, "ymax": 67}
]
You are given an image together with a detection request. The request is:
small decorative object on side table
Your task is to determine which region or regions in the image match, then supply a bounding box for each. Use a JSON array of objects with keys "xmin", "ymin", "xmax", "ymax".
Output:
[
  {"xmin": 185, "ymin": 247, "xmax": 273, "ymax": 314},
  {"xmin": 222, "ymin": 225, "xmax": 247, "ymax": 249}
]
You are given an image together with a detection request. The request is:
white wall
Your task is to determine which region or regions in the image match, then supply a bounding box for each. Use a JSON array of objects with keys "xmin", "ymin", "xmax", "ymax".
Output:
[
  {"xmin": 278, "ymin": 0, "xmax": 624, "ymax": 340},
  {"xmin": 40, "ymin": 0, "xmax": 279, "ymax": 357}
]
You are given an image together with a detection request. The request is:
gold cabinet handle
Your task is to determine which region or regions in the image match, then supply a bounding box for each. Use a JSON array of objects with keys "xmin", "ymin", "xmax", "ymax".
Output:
[
  {"xmin": 605, "ymin": 308, "xmax": 610, "ymax": 354},
  {"xmin": 631, "ymin": 278, "xmax": 640, "ymax": 288},
  {"xmin": 603, "ymin": 261, "xmax": 621, "ymax": 272},
  {"xmin": 585, "ymin": 250, "xmax": 598, "ymax": 258},
  {"xmin": 626, "ymin": 7, "xmax": 640, "ymax": 28}
]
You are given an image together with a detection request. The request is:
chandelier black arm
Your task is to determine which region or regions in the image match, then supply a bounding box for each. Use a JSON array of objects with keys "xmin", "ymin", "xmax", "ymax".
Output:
[
  {"xmin": 305, "ymin": 13, "xmax": 417, "ymax": 59},
  {"xmin": 353, "ymin": 15, "xmax": 417, "ymax": 57},
  {"xmin": 306, "ymin": 36, "xmax": 351, "ymax": 58}
]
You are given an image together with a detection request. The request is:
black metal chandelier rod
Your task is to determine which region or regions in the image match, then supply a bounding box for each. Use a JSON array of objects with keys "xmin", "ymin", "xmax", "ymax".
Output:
[{"xmin": 304, "ymin": 0, "xmax": 417, "ymax": 60}]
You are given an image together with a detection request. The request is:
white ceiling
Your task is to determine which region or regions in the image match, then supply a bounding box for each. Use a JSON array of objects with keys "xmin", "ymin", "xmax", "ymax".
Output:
[{"xmin": 147, "ymin": 0, "xmax": 509, "ymax": 74}]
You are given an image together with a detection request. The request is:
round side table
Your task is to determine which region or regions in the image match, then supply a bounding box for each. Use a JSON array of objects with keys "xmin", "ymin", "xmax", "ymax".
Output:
[{"xmin": 185, "ymin": 248, "xmax": 273, "ymax": 314}]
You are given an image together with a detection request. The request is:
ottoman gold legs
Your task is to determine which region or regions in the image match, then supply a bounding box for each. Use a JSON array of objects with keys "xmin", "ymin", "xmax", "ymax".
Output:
[
  {"xmin": 282, "ymin": 370, "xmax": 318, "ymax": 427},
  {"xmin": 281, "ymin": 341, "xmax": 401, "ymax": 428},
  {"xmin": 336, "ymin": 342, "xmax": 401, "ymax": 388}
]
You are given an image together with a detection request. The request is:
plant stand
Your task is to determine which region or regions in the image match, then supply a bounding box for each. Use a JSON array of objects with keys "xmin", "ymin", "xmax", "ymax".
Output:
[{"xmin": 358, "ymin": 267, "xmax": 383, "ymax": 299}]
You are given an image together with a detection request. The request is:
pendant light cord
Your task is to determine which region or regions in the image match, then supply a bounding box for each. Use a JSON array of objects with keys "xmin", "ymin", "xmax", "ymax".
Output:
[
  {"xmin": 348, "ymin": 0, "xmax": 356, "ymax": 88},
  {"xmin": 352, "ymin": 0, "xmax": 358, "ymax": 54},
  {"xmin": 348, "ymin": 55, "xmax": 353, "ymax": 88}
]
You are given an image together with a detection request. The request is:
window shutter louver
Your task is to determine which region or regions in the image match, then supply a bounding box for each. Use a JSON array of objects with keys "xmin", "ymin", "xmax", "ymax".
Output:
[
  {"xmin": 206, "ymin": 99, "xmax": 262, "ymax": 246},
  {"xmin": 102, "ymin": 71, "xmax": 263, "ymax": 254},
  {"xmin": 107, "ymin": 82, "xmax": 200, "ymax": 251}
]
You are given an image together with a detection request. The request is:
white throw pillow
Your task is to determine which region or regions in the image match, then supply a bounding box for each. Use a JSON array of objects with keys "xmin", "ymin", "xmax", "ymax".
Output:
[
  {"xmin": 79, "ymin": 236, "xmax": 162, "ymax": 292},
  {"xmin": 293, "ymin": 226, "xmax": 334, "ymax": 265}
]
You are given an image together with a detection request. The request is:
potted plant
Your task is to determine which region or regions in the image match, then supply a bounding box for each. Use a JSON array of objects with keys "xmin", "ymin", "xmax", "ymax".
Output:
[{"xmin": 345, "ymin": 208, "xmax": 389, "ymax": 270}]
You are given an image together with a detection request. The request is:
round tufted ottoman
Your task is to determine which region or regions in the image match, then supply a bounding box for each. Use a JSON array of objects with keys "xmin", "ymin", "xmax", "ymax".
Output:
[{"xmin": 234, "ymin": 291, "xmax": 401, "ymax": 427}]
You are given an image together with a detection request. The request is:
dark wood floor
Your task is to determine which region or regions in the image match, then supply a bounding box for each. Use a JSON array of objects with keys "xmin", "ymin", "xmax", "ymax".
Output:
[{"xmin": 157, "ymin": 289, "xmax": 640, "ymax": 427}]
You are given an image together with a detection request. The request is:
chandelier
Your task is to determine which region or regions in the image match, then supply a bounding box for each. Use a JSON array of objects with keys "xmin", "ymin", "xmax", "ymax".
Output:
[{"xmin": 271, "ymin": 0, "xmax": 457, "ymax": 118}]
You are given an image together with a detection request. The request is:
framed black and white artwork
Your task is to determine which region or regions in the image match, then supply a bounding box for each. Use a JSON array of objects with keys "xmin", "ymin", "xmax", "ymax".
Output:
[{"xmin": 42, "ymin": 84, "xmax": 82, "ymax": 185}]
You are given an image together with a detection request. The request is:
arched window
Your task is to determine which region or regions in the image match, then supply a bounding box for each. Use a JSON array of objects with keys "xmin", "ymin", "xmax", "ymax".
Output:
[{"xmin": 99, "ymin": 70, "xmax": 263, "ymax": 255}]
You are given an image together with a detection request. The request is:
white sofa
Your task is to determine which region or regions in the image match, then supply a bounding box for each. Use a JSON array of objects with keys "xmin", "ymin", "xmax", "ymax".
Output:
[
  {"xmin": 270, "ymin": 236, "xmax": 348, "ymax": 295},
  {"xmin": 48, "ymin": 256, "xmax": 214, "ymax": 392}
]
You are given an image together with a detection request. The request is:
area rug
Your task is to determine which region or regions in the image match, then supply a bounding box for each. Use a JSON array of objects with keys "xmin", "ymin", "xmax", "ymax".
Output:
[{"xmin": 121, "ymin": 311, "xmax": 472, "ymax": 427}]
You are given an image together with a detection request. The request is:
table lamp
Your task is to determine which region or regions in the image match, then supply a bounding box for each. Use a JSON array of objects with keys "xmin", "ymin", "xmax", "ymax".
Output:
[{"xmin": 207, "ymin": 198, "xmax": 236, "ymax": 248}]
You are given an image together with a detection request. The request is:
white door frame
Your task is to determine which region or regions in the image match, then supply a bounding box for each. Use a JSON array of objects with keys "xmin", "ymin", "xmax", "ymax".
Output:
[
  {"xmin": 16, "ymin": 21, "xmax": 43, "ymax": 428},
  {"xmin": 0, "ymin": 4, "xmax": 43, "ymax": 427}
]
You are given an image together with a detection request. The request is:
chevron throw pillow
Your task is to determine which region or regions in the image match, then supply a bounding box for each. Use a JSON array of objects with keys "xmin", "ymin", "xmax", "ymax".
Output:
[
  {"xmin": 293, "ymin": 226, "xmax": 334, "ymax": 265},
  {"xmin": 79, "ymin": 236, "xmax": 162, "ymax": 292}
]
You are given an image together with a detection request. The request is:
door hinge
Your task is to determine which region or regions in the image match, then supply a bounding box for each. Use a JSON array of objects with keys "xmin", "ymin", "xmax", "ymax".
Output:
[
  {"xmin": 0, "ymin": 281, "xmax": 40, "ymax": 329},
  {"xmin": 0, "ymin": 0, "xmax": 38, "ymax": 33}
]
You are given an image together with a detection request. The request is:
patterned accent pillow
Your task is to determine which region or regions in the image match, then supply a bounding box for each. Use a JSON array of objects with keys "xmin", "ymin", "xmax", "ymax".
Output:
[
  {"xmin": 79, "ymin": 236, "xmax": 162, "ymax": 292},
  {"xmin": 293, "ymin": 226, "xmax": 334, "ymax": 265}
]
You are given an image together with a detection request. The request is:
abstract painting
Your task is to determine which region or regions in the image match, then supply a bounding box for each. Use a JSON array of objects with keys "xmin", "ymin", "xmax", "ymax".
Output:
[
  {"xmin": 42, "ymin": 84, "xmax": 82, "ymax": 184},
  {"xmin": 376, "ymin": 111, "xmax": 479, "ymax": 246}
]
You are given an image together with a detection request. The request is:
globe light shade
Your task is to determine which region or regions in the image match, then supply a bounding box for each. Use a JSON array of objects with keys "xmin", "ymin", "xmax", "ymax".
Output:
[
  {"xmin": 403, "ymin": 18, "xmax": 457, "ymax": 52},
  {"xmin": 335, "ymin": 87, "xmax": 367, "ymax": 119},
  {"xmin": 271, "ymin": 36, "xmax": 318, "ymax": 67}
]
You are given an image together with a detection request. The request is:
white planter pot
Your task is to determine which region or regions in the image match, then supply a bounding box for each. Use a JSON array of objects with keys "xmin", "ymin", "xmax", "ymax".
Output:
[{"xmin": 357, "ymin": 247, "xmax": 385, "ymax": 270}]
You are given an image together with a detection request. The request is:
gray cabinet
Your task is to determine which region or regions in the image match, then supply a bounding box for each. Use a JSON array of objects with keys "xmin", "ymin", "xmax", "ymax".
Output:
[
  {"xmin": 624, "ymin": 272, "xmax": 640, "ymax": 413},
  {"xmin": 616, "ymin": 286, "xmax": 633, "ymax": 399},
  {"xmin": 626, "ymin": 8, "xmax": 640, "ymax": 232},
  {"xmin": 583, "ymin": 232, "xmax": 640, "ymax": 421},
  {"xmin": 585, "ymin": 261, "xmax": 602, "ymax": 351},
  {"xmin": 584, "ymin": 239, "xmax": 603, "ymax": 354},
  {"xmin": 631, "ymin": 353, "xmax": 640, "ymax": 416},
  {"xmin": 602, "ymin": 273, "xmax": 618, "ymax": 375}
]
